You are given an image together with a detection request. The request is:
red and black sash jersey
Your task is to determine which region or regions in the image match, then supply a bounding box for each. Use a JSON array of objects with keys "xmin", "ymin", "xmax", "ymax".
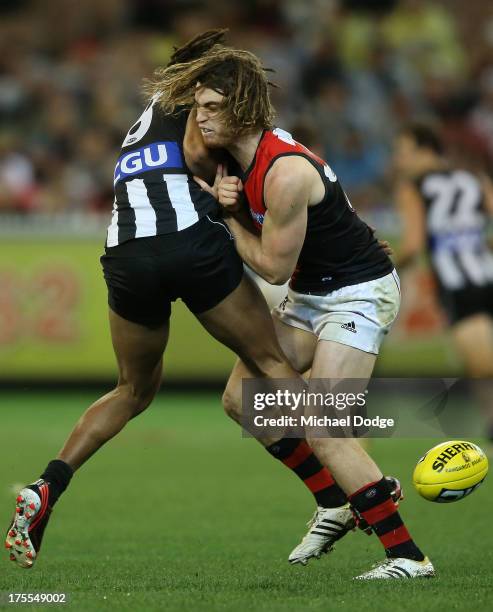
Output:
[{"xmin": 241, "ymin": 128, "xmax": 392, "ymax": 293}]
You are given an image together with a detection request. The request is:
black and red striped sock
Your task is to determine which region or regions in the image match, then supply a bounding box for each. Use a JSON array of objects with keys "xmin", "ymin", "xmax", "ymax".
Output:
[
  {"xmin": 266, "ymin": 438, "xmax": 347, "ymax": 508},
  {"xmin": 32, "ymin": 460, "xmax": 73, "ymax": 507},
  {"xmin": 349, "ymin": 477, "xmax": 424, "ymax": 561}
]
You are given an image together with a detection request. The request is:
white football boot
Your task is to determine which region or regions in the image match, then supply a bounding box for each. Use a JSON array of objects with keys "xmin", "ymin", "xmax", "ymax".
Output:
[
  {"xmin": 5, "ymin": 482, "xmax": 52, "ymax": 569},
  {"xmin": 288, "ymin": 503, "xmax": 355, "ymax": 565},
  {"xmin": 354, "ymin": 556, "xmax": 435, "ymax": 580},
  {"xmin": 289, "ymin": 476, "xmax": 404, "ymax": 565}
]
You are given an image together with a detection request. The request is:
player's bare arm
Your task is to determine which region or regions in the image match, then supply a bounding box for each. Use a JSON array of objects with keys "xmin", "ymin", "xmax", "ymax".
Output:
[
  {"xmin": 223, "ymin": 157, "xmax": 316, "ymax": 285},
  {"xmin": 478, "ymin": 174, "xmax": 493, "ymax": 249},
  {"xmin": 480, "ymin": 173, "xmax": 493, "ymax": 216},
  {"xmin": 184, "ymin": 108, "xmax": 222, "ymax": 183},
  {"xmin": 394, "ymin": 179, "xmax": 426, "ymax": 270}
]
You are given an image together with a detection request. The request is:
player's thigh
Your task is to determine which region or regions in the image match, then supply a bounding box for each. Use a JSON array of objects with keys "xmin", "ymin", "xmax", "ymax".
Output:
[
  {"xmin": 306, "ymin": 342, "xmax": 378, "ymax": 453},
  {"xmin": 109, "ymin": 308, "xmax": 169, "ymax": 391},
  {"xmin": 177, "ymin": 216, "xmax": 284, "ymax": 368},
  {"xmin": 195, "ymin": 274, "xmax": 287, "ymax": 372},
  {"xmin": 451, "ymin": 313, "xmax": 493, "ymax": 377},
  {"xmin": 272, "ymin": 316, "xmax": 317, "ymax": 374},
  {"xmin": 311, "ymin": 339, "xmax": 377, "ymax": 379}
]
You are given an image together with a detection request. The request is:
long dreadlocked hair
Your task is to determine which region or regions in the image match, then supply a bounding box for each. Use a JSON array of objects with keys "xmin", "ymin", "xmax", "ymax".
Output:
[
  {"xmin": 144, "ymin": 46, "xmax": 276, "ymax": 134},
  {"xmin": 165, "ymin": 28, "xmax": 228, "ymax": 67}
]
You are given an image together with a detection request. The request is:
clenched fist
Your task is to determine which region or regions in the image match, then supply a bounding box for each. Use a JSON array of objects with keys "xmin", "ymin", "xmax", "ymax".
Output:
[
  {"xmin": 194, "ymin": 164, "xmax": 244, "ymax": 212},
  {"xmin": 218, "ymin": 175, "xmax": 243, "ymax": 212}
]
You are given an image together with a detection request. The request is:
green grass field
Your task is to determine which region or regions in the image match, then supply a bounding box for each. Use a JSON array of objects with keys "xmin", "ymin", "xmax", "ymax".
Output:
[{"xmin": 0, "ymin": 392, "xmax": 491, "ymax": 611}]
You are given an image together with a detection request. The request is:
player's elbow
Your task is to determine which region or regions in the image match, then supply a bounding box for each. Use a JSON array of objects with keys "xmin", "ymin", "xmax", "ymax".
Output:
[
  {"xmin": 257, "ymin": 255, "xmax": 294, "ymax": 285},
  {"xmin": 187, "ymin": 144, "xmax": 209, "ymax": 165},
  {"xmin": 401, "ymin": 243, "xmax": 422, "ymax": 263},
  {"xmin": 263, "ymin": 268, "xmax": 291, "ymax": 285},
  {"xmin": 185, "ymin": 147, "xmax": 209, "ymax": 174}
]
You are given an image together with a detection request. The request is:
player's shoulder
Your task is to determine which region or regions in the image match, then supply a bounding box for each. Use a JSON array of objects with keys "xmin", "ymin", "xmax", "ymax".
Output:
[
  {"xmin": 259, "ymin": 129, "xmax": 319, "ymax": 180},
  {"xmin": 120, "ymin": 100, "xmax": 188, "ymax": 153},
  {"xmin": 417, "ymin": 166, "xmax": 449, "ymax": 181},
  {"xmin": 260, "ymin": 128, "xmax": 307, "ymax": 158},
  {"xmin": 266, "ymin": 155, "xmax": 315, "ymax": 181}
]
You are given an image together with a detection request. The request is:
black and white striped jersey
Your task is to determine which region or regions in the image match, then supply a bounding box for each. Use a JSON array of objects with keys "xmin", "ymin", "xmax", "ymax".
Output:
[
  {"xmin": 416, "ymin": 169, "xmax": 493, "ymax": 291},
  {"xmin": 106, "ymin": 97, "xmax": 218, "ymax": 247}
]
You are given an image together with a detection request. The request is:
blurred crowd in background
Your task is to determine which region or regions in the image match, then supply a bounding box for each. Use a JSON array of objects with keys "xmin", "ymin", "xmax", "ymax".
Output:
[{"xmin": 1, "ymin": 0, "xmax": 493, "ymax": 217}]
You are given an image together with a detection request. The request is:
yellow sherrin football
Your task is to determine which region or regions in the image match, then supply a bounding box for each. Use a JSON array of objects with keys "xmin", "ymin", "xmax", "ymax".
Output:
[{"xmin": 413, "ymin": 440, "xmax": 488, "ymax": 502}]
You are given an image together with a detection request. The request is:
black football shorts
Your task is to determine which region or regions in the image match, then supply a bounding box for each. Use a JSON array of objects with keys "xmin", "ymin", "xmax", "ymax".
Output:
[
  {"xmin": 100, "ymin": 213, "xmax": 244, "ymax": 327},
  {"xmin": 439, "ymin": 283, "xmax": 493, "ymax": 325}
]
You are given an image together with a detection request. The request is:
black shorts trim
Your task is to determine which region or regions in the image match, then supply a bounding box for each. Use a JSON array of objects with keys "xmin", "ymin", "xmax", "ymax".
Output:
[{"xmin": 101, "ymin": 214, "xmax": 244, "ymax": 327}]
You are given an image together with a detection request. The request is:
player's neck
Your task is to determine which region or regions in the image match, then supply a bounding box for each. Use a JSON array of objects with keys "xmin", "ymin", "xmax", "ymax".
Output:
[
  {"xmin": 417, "ymin": 154, "xmax": 447, "ymax": 175},
  {"xmin": 227, "ymin": 129, "xmax": 264, "ymax": 172}
]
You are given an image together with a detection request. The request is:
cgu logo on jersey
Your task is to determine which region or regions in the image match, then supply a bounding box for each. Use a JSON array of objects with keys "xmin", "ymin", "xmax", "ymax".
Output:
[{"xmin": 114, "ymin": 141, "xmax": 183, "ymax": 184}]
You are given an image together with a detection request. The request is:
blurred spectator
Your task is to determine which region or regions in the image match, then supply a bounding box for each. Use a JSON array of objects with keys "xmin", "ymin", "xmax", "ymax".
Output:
[
  {"xmin": 469, "ymin": 68, "xmax": 493, "ymax": 165},
  {"xmin": 381, "ymin": 0, "xmax": 467, "ymax": 79},
  {"xmin": 300, "ymin": 38, "xmax": 343, "ymax": 98},
  {"xmin": 329, "ymin": 128, "xmax": 387, "ymax": 209},
  {"xmin": 0, "ymin": 136, "xmax": 37, "ymax": 212}
]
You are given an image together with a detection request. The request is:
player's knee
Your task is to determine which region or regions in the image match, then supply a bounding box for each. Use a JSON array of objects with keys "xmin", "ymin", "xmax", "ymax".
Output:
[
  {"xmin": 117, "ymin": 377, "xmax": 159, "ymax": 416},
  {"xmin": 222, "ymin": 388, "xmax": 242, "ymax": 423},
  {"xmin": 305, "ymin": 435, "xmax": 324, "ymax": 456},
  {"xmin": 243, "ymin": 348, "xmax": 287, "ymax": 378}
]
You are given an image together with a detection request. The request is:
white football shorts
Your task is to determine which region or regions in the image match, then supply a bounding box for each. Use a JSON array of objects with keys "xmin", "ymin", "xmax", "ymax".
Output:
[{"xmin": 272, "ymin": 270, "xmax": 401, "ymax": 355}]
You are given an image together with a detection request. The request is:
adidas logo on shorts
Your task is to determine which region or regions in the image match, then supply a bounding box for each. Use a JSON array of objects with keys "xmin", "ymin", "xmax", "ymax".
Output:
[{"xmin": 341, "ymin": 321, "xmax": 357, "ymax": 333}]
